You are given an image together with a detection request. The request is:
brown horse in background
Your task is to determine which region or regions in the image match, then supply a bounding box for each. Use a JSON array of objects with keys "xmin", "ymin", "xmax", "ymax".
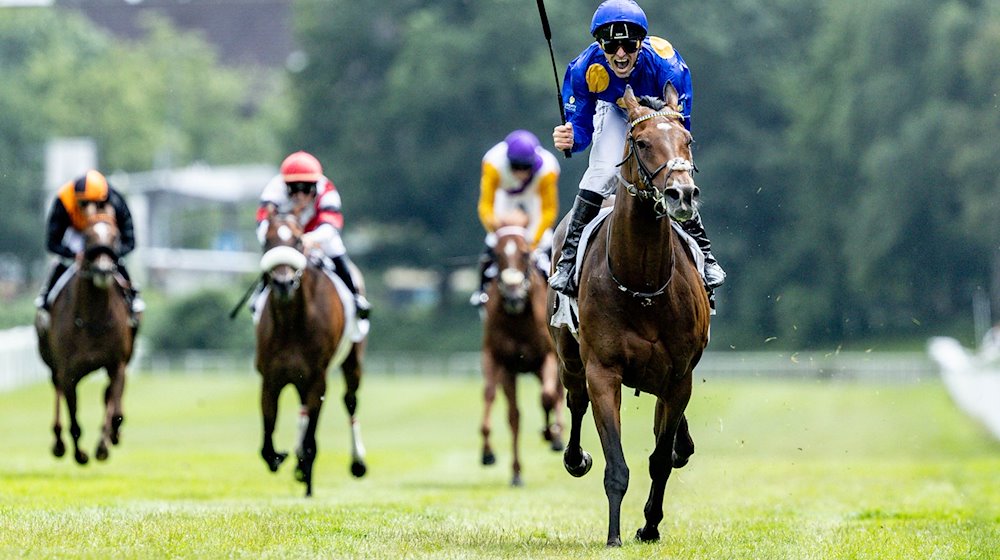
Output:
[
  {"xmin": 255, "ymin": 212, "xmax": 368, "ymax": 497},
  {"xmin": 36, "ymin": 209, "xmax": 137, "ymax": 465},
  {"xmin": 546, "ymin": 85, "xmax": 711, "ymax": 546},
  {"xmin": 480, "ymin": 211, "xmax": 564, "ymax": 487}
]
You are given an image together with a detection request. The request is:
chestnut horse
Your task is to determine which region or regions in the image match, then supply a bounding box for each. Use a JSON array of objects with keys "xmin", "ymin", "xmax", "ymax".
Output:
[
  {"xmin": 480, "ymin": 211, "xmax": 564, "ymax": 487},
  {"xmin": 546, "ymin": 85, "xmax": 711, "ymax": 546},
  {"xmin": 36, "ymin": 210, "xmax": 137, "ymax": 465},
  {"xmin": 256, "ymin": 212, "xmax": 367, "ymax": 497}
]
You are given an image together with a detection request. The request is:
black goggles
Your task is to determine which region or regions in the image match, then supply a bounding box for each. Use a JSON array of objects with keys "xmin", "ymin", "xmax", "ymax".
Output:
[
  {"xmin": 600, "ymin": 38, "xmax": 641, "ymax": 55},
  {"xmin": 286, "ymin": 181, "xmax": 317, "ymax": 195},
  {"xmin": 510, "ymin": 161, "xmax": 534, "ymax": 172}
]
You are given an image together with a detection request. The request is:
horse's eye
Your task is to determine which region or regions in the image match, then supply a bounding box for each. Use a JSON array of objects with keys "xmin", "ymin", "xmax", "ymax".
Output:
[{"xmin": 635, "ymin": 139, "xmax": 650, "ymax": 151}]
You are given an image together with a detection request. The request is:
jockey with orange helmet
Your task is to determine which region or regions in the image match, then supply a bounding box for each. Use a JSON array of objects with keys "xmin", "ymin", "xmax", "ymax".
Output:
[
  {"xmin": 548, "ymin": 0, "xmax": 725, "ymax": 303},
  {"xmin": 35, "ymin": 169, "xmax": 143, "ymax": 316},
  {"xmin": 470, "ymin": 130, "xmax": 560, "ymax": 306},
  {"xmin": 255, "ymin": 150, "xmax": 370, "ymax": 318}
]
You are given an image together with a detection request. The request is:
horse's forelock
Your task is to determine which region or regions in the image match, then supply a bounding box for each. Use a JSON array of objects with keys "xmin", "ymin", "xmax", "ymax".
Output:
[{"xmin": 638, "ymin": 96, "xmax": 666, "ymax": 111}]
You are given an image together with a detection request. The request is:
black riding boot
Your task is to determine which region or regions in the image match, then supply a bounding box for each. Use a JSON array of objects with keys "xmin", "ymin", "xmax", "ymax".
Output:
[
  {"xmin": 469, "ymin": 246, "xmax": 495, "ymax": 307},
  {"xmin": 332, "ymin": 254, "xmax": 371, "ymax": 320},
  {"xmin": 548, "ymin": 190, "xmax": 604, "ymax": 296},
  {"xmin": 35, "ymin": 262, "xmax": 69, "ymax": 311},
  {"xmin": 680, "ymin": 213, "xmax": 726, "ymax": 290}
]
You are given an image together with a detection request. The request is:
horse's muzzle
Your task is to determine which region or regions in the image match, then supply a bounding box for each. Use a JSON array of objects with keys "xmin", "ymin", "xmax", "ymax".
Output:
[{"xmin": 663, "ymin": 183, "xmax": 699, "ymax": 221}]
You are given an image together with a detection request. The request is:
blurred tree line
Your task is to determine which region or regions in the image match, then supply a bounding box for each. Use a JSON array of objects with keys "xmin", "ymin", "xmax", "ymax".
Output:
[{"xmin": 1, "ymin": 1, "xmax": 999, "ymax": 351}]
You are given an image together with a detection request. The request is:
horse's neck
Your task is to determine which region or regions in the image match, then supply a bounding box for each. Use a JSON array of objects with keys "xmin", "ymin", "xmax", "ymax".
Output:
[
  {"xmin": 609, "ymin": 185, "xmax": 676, "ymax": 287},
  {"xmin": 70, "ymin": 273, "xmax": 114, "ymax": 313}
]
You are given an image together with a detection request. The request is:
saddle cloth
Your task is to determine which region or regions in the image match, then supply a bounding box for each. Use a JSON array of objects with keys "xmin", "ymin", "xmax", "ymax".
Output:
[{"xmin": 549, "ymin": 208, "xmax": 705, "ymax": 336}]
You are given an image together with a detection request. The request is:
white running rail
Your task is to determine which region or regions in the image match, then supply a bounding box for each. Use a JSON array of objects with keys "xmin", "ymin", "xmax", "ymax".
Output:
[{"xmin": 0, "ymin": 326, "xmax": 48, "ymax": 392}]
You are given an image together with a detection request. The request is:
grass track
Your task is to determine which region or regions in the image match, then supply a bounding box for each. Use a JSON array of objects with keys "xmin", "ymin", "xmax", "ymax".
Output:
[{"xmin": 1, "ymin": 369, "xmax": 998, "ymax": 558}]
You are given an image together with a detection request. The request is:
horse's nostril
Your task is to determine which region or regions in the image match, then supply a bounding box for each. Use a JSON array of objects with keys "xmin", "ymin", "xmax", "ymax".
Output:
[
  {"xmin": 665, "ymin": 188, "xmax": 681, "ymax": 201},
  {"xmin": 692, "ymin": 186, "xmax": 700, "ymax": 199}
]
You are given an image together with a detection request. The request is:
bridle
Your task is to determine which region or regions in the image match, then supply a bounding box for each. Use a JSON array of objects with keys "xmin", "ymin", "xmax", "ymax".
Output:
[
  {"xmin": 606, "ymin": 108, "xmax": 695, "ymax": 304},
  {"xmin": 615, "ymin": 109, "xmax": 697, "ymax": 220},
  {"xmin": 494, "ymin": 226, "xmax": 534, "ymax": 315}
]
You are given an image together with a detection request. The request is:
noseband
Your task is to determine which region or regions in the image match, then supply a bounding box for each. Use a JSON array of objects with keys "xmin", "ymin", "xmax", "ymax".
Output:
[{"xmin": 616, "ymin": 109, "xmax": 697, "ymax": 219}]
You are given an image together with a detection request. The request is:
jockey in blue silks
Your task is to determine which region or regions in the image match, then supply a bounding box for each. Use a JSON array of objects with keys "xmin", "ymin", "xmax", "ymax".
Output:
[{"xmin": 548, "ymin": 0, "xmax": 725, "ymax": 300}]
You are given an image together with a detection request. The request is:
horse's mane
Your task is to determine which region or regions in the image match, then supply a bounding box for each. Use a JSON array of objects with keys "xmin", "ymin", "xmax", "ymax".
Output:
[{"xmin": 638, "ymin": 95, "xmax": 667, "ymax": 111}]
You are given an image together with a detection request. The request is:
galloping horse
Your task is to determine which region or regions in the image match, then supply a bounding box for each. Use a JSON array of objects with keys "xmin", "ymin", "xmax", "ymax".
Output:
[
  {"xmin": 480, "ymin": 211, "xmax": 564, "ymax": 487},
  {"xmin": 546, "ymin": 84, "xmax": 711, "ymax": 546},
  {"xmin": 255, "ymin": 212, "xmax": 367, "ymax": 497},
  {"xmin": 36, "ymin": 209, "xmax": 137, "ymax": 465}
]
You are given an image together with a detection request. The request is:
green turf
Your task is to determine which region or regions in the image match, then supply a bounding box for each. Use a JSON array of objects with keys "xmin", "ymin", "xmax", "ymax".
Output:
[{"xmin": 0, "ymin": 370, "xmax": 997, "ymax": 559}]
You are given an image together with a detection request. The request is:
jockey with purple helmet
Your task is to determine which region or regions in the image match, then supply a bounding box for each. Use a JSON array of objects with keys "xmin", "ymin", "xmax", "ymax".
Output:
[
  {"xmin": 549, "ymin": 0, "xmax": 725, "ymax": 302},
  {"xmin": 470, "ymin": 129, "xmax": 560, "ymax": 306}
]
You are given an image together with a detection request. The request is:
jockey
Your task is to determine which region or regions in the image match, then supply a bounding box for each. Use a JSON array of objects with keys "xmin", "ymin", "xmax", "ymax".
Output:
[
  {"xmin": 255, "ymin": 150, "xmax": 370, "ymax": 319},
  {"xmin": 470, "ymin": 130, "xmax": 560, "ymax": 306},
  {"xmin": 548, "ymin": 0, "xmax": 725, "ymax": 300},
  {"xmin": 35, "ymin": 169, "xmax": 143, "ymax": 318}
]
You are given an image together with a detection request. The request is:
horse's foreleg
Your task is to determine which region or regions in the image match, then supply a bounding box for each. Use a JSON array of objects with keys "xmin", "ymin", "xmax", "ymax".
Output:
[
  {"xmin": 64, "ymin": 382, "xmax": 88, "ymax": 465},
  {"xmin": 341, "ymin": 353, "xmax": 367, "ymax": 478},
  {"xmin": 672, "ymin": 413, "xmax": 694, "ymax": 468},
  {"xmin": 561, "ymin": 367, "xmax": 592, "ymax": 478},
  {"xmin": 480, "ymin": 351, "xmax": 498, "ymax": 467},
  {"xmin": 294, "ymin": 375, "xmax": 326, "ymax": 497},
  {"xmin": 587, "ymin": 369, "xmax": 627, "ymax": 547},
  {"xmin": 539, "ymin": 353, "xmax": 564, "ymax": 451},
  {"xmin": 637, "ymin": 378, "xmax": 692, "ymax": 543},
  {"xmin": 52, "ymin": 385, "xmax": 65, "ymax": 458},
  {"xmin": 260, "ymin": 381, "xmax": 287, "ymax": 473},
  {"xmin": 96, "ymin": 363, "xmax": 126, "ymax": 461},
  {"xmin": 499, "ymin": 371, "xmax": 522, "ymax": 487}
]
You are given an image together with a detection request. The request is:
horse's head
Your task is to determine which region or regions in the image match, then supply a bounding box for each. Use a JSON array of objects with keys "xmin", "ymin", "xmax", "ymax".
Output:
[
  {"xmin": 81, "ymin": 210, "xmax": 120, "ymax": 289},
  {"xmin": 260, "ymin": 213, "xmax": 307, "ymax": 301},
  {"xmin": 493, "ymin": 211, "xmax": 534, "ymax": 315},
  {"xmin": 619, "ymin": 84, "xmax": 699, "ymax": 221}
]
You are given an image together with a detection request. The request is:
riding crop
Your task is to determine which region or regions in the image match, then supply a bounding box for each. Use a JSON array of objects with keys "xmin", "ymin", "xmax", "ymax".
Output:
[{"xmin": 535, "ymin": 0, "xmax": 572, "ymax": 159}]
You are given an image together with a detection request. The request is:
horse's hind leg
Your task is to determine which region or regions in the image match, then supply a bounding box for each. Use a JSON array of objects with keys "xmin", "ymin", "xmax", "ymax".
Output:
[
  {"xmin": 96, "ymin": 363, "xmax": 126, "ymax": 461},
  {"xmin": 342, "ymin": 347, "xmax": 367, "ymax": 478},
  {"xmin": 260, "ymin": 379, "xmax": 288, "ymax": 473},
  {"xmin": 52, "ymin": 386, "xmax": 65, "ymax": 458},
  {"xmin": 499, "ymin": 371, "xmax": 522, "ymax": 487},
  {"xmin": 480, "ymin": 351, "xmax": 499, "ymax": 467},
  {"xmin": 637, "ymin": 379, "xmax": 692, "ymax": 543},
  {"xmin": 672, "ymin": 413, "xmax": 694, "ymax": 468},
  {"xmin": 539, "ymin": 353, "xmax": 564, "ymax": 451},
  {"xmin": 64, "ymin": 381, "xmax": 88, "ymax": 465}
]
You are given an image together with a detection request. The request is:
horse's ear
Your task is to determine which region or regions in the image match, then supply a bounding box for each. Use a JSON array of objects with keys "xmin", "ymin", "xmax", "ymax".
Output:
[
  {"xmin": 662, "ymin": 81, "xmax": 680, "ymax": 110},
  {"xmin": 622, "ymin": 85, "xmax": 639, "ymax": 113}
]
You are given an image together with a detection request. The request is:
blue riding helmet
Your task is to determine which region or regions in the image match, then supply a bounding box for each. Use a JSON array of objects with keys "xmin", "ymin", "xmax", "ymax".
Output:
[
  {"xmin": 590, "ymin": 0, "xmax": 648, "ymax": 38},
  {"xmin": 504, "ymin": 130, "xmax": 543, "ymax": 171}
]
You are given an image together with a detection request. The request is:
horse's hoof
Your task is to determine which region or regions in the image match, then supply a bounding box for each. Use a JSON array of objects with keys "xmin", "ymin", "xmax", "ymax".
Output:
[
  {"xmin": 672, "ymin": 449, "xmax": 692, "ymax": 469},
  {"xmin": 636, "ymin": 526, "xmax": 660, "ymax": 543},
  {"xmin": 549, "ymin": 436, "xmax": 565, "ymax": 452},
  {"xmin": 264, "ymin": 452, "xmax": 288, "ymax": 472},
  {"xmin": 606, "ymin": 536, "xmax": 623, "ymax": 548},
  {"xmin": 563, "ymin": 450, "xmax": 592, "ymax": 477},
  {"xmin": 482, "ymin": 450, "xmax": 496, "ymax": 466},
  {"xmin": 510, "ymin": 474, "xmax": 523, "ymax": 487},
  {"xmin": 95, "ymin": 444, "xmax": 109, "ymax": 462},
  {"xmin": 74, "ymin": 450, "xmax": 89, "ymax": 465},
  {"xmin": 350, "ymin": 460, "xmax": 367, "ymax": 478},
  {"xmin": 52, "ymin": 440, "xmax": 65, "ymax": 458}
]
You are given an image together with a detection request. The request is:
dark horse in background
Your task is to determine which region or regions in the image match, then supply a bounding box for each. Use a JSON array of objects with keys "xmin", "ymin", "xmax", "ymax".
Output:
[
  {"xmin": 35, "ymin": 209, "xmax": 138, "ymax": 465},
  {"xmin": 480, "ymin": 210, "xmax": 564, "ymax": 487},
  {"xmin": 546, "ymin": 85, "xmax": 711, "ymax": 546},
  {"xmin": 256, "ymin": 211, "xmax": 368, "ymax": 497}
]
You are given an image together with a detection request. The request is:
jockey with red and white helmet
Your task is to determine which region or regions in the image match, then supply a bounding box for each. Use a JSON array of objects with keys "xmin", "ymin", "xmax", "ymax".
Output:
[
  {"xmin": 470, "ymin": 130, "xmax": 560, "ymax": 306},
  {"xmin": 255, "ymin": 150, "xmax": 370, "ymax": 319},
  {"xmin": 35, "ymin": 169, "xmax": 144, "ymax": 320},
  {"xmin": 548, "ymin": 0, "xmax": 725, "ymax": 302}
]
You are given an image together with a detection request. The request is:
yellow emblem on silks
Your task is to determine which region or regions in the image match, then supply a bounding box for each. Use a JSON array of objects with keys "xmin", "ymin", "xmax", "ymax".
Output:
[
  {"xmin": 586, "ymin": 63, "xmax": 610, "ymax": 93},
  {"xmin": 649, "ymin": 36, "xmax": 675, "ymax": 59}
]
